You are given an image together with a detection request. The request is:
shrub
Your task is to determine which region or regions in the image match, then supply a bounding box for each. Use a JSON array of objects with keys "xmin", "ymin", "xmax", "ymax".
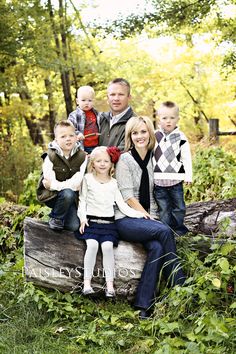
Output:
[{"xmin": 185, "ymin": 146, "xmax": 236, "ymax": 203}]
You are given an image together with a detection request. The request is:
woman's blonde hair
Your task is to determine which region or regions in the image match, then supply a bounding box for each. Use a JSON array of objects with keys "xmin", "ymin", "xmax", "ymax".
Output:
[
  {"xmin": 87, "ymin": 146, "xmax": 115, "ymax": 176},
  {"xmin": 125, "ymin": 116, "xmax": 156, "ymax": 151}
]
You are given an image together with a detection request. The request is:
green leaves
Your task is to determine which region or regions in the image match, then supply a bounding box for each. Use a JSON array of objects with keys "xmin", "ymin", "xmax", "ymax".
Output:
[{"xmin": 185, "ymin": 147, "xmax": 236, "ymax": 203}]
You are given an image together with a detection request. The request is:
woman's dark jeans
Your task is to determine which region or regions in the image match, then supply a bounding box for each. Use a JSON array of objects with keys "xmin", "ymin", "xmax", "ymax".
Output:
[{"xmin": 115, "ymin": 217, "xmax": 186, "ymax": 310}]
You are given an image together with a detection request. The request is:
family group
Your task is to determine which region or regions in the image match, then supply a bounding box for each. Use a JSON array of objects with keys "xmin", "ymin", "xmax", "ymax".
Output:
[{"xmin": 36, "ymin": 78, "xmax": 192, "ymax": 319}]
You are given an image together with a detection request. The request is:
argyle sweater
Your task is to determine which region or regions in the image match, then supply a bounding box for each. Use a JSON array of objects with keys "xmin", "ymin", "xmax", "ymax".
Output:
[{"xmin": 153, "ymin": 127, "xmax": 192, "ymax": 183}]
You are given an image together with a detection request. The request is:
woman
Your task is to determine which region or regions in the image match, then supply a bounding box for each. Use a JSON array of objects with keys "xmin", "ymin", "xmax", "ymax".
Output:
[{"xmin": 115, "ymin": 116, "xmax": 185, "ymax": 319}]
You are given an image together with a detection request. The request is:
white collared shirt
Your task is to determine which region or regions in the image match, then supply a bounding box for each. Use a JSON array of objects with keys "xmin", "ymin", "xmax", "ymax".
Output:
[{"xmin": 109, "ymin": 106, "xmax": 130, "ymax": 127}]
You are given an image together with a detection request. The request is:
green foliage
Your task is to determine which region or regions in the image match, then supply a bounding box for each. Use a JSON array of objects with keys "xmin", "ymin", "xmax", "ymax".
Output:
[
  {"xmin": 0, "ymin": 122, "xmax": 42, "ymax": 200},
  {"xmin": 0, "ymin": 201, "xmax": 49, "ymax": 262},
  {"xmin": 1, "ymin": 233, "xmax": 235, "ymax": 353},
  {"xmin": 186, "ymin": 146, "xmax": 236, "ymax": 203},
  {"xmin": 19, "ymin": 169, "xmax": 41, "ymax": 206},
  {"xmin": 0, "ymin": 201, "xmax": 235, "ymax": 353}
]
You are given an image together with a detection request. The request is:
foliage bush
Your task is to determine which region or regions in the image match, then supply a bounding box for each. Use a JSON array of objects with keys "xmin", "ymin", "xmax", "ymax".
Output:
[
  {"xmin": 18, "ymin": 169, "xmax": 41, "ymax": 206},
  {"xmin": 0, "ymin": 201, "xmax": 235, "ymax": 353},
  {"xmin": 0, "ymin": 123, "xmax": 42, "ymax": 201},
  {"xmin": 185, "ymin": 146, "xmax": 236, "ymax": 203}
]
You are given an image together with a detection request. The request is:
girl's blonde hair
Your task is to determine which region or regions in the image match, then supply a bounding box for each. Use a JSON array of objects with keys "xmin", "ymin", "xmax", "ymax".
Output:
[
  {"xmin": 125, "ymin": 116, "xmax": 156, "ymax": 151},
  {"xmin": 87, "ymin": 146, "xmax": 115, "ymax": 176}
]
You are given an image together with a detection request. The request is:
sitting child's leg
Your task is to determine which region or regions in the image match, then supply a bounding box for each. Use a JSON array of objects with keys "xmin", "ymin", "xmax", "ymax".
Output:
[
  {"xmin": 46, "ymin": 189, "xmax": 78, "ymax": 231},
  {"xmin": 83, "ymin": 239, "xmax": 99, "ymax": 293},
  {"xmin": 101, "ymin": 241, "xmax": 115, "ymax": 295}
]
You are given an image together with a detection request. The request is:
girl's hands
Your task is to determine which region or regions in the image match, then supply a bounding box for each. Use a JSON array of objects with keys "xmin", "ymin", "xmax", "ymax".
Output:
[
  {"xmin": 142, "ymin": 211, "xmax": 153, "ymax": 219},
  {"xmin": 79, "ymin": 220, "xmax": 89, "ymax": 234}
]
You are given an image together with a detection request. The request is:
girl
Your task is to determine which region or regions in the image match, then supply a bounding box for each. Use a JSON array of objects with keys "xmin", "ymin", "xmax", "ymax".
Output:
[{"xmin": 76, "ymin": 146, "xmax": 145, "ymax": 297}]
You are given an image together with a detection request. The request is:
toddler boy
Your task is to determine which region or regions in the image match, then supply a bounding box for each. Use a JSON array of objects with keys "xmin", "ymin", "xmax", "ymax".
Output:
[
  {"xmin": 68, "ymin": 85, "xmax": 100, "ymax": 154},
  {"xmin": 153, "ymin": 101, "xmax": 192, "ymax": 236}
]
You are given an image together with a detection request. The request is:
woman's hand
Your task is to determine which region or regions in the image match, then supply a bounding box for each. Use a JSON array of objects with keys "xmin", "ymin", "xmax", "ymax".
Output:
[{"xmin": 79, "ymin": 220, "xmax": 89, "ymax": 234}]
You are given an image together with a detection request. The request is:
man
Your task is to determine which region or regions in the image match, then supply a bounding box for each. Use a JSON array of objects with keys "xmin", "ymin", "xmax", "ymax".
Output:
[{"xmin": 99, "ymin": 78, "xmax": 135, "ymax": 151}]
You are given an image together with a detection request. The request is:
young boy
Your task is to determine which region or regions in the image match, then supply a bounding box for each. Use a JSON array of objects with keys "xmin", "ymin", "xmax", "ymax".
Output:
[
  {"xmin": 68, "ymin": 85, "xmax": 100, "ymax": 154},
  {"xmin": 37, "ymin": 120, "xmax": 87, "ymax": 231},
  {"xmin": 153, "ymin": 101, "xmax": 192, "ymax": 236}
]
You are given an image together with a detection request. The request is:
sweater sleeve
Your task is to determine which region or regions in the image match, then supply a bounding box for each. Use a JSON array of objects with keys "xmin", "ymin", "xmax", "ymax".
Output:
[
  {"xmin": 77, "ymin": 176, "xmax": 88, "ymax": 223},
  {"xmin": 114, "ymin": 185, "xmax": 144, "ymax": 218},
  {"xmin": 68, "ymin": 110, "xmax": 83, "ymax": 135},
  {"xmin": 180, "ymin": 138, "xmax": 192, "ymax": 182},
  {"xmin": 115, "ymin": 156, "xmax": 135, "ymax": 201}
]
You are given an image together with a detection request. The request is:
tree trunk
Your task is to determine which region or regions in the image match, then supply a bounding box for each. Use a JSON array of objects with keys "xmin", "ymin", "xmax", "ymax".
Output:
[
  {"xmin": 23, "ymin": 198, "xmax": 236, "ymax": 297},
  {"xmin": 17, "ymin": 76, "xmax": 44, "ymax": 146},
  {"xmin": 47, "ymin": 0, "xmax": 73, "ymax": 116},
  {"xmin": 44, "ymin": 77, "xmax": 57, "ymax": 136}
]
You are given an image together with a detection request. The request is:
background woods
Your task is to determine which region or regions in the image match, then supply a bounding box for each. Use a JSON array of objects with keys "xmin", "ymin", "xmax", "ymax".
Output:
[
  {"xmin": 0, "ymin": 1, "xmax": 236, "ymax": 353},
  {"xmin": 0, "ymin": 0, "xmax": 236, "ymax": 198}
]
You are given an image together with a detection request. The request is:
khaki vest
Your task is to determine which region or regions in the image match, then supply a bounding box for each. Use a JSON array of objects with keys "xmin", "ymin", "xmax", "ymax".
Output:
[{"xmin": 36, "ymin": 148, "xmax": 86, "ymax": 203}]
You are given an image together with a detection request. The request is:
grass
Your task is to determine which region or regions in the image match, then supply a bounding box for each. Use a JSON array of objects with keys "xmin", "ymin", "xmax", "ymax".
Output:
[{"xmin": 0, "ymin": 282, "xmax": 148, "ymax": 354}]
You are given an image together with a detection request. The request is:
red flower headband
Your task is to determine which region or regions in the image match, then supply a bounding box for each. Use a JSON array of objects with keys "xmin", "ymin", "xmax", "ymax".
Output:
[{"xmin": 107, "ymin": 146, "xmax": 121, "ymax": 164}]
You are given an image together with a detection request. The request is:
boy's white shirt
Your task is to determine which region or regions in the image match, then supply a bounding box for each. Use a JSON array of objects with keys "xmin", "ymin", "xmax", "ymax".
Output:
[{"xmin": 42, "ymin": 141, "xmax": 87, "ymax": 191}]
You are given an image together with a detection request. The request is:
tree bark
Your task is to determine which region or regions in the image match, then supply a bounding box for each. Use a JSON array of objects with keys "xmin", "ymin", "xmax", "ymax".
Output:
[
  {"xmin": 44, "ymin": 77, "xmax": 57, "ymax": 136},
  {"xmin": 47, "ymin": 0, "xmax": 73, "ymax": 116}
]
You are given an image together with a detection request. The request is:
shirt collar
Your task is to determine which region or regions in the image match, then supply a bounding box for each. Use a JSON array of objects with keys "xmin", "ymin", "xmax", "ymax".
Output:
[{"xmin": 109, "ymin": 106, "xmax": 130, "ymax": 121}]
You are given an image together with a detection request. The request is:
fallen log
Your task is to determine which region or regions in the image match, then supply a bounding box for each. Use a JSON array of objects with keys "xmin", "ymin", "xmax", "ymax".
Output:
[
  {"xmin": 23, "ymin": 198, "xmax": 236, "ymax": 297},
  {"xmin": 23, "ymin": 217, "xmax": 146, "ymax": 299}
]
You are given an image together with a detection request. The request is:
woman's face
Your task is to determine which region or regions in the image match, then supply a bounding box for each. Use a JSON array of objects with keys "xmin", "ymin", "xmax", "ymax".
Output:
[{"xmin": 131, "ymin": 122, "xmax": 150, "ymax": 150}]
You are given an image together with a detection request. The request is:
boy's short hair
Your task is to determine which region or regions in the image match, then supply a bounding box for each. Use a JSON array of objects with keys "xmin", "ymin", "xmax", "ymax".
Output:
[
  {"xmin": 54, "ymin": 120, "xmax": 75, "ymax": 136},
  {"xmin": 157, "ymin": 101, "xmax": 179, "ymax": 115},
  {"xmin": 77, "ymin": 85, "xmax": 95, "ymax": 98},
  {"xmin": 108, "ymin": 78, "xmax": 131, "ymax": 95}
]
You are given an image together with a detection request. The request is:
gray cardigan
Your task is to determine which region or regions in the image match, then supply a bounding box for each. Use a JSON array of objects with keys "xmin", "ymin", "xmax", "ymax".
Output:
[{"xmin": 115, "ymin": 151, "xmax": 158, "ymax": 219}]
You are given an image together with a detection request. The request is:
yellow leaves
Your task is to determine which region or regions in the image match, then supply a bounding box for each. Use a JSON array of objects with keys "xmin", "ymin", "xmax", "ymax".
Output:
[{"xmin": 211, "ymin": 278, "xmax": 221, "ymax": 288}]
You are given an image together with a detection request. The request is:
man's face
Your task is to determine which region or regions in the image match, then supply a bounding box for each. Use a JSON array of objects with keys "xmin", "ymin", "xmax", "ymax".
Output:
[{"xmin": 107, "ymin": 83, "xmax": 131, "ymax": 115}]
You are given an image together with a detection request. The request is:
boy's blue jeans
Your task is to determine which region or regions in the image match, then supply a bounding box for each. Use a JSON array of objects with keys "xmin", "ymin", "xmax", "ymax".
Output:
[
  {"xmin": 154, "ymin": 182, "xmax": 188, "ymax": 236},
  {"xmin": 45, "ymin": 189, "xmax": 80, "ymax": 231}
]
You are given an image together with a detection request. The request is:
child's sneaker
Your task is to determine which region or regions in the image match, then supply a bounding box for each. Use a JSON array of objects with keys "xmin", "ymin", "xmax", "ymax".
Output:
[{"xmin": 49, "ymin": 218, "xmax": 64, "ymax": 231}]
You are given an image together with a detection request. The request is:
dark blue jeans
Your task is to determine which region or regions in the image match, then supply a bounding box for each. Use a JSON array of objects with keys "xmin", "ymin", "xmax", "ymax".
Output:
[
  {"xmin": 45, "ymin": 189, "xmax": 80, "ymax": 231},
  {"xmin": 154, "ymin": 182, "xmax": 189, "ymax": 236},
  {"xmin": 115, "ymin": 217, "xmax": 186, "ymax": 310}
]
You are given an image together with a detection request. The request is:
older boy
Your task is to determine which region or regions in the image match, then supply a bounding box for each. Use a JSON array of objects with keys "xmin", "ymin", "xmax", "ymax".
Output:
[
  {"xmin": 37, "ymin": 120, "xmax": 87, "ymax": 231},
  {"xmin": 153, "ymin": 101, "xmax": 192, "ymax": 236},
  {"xmin": 68, "ymin": 85, "xmax": 100, "ymax": 154}
]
